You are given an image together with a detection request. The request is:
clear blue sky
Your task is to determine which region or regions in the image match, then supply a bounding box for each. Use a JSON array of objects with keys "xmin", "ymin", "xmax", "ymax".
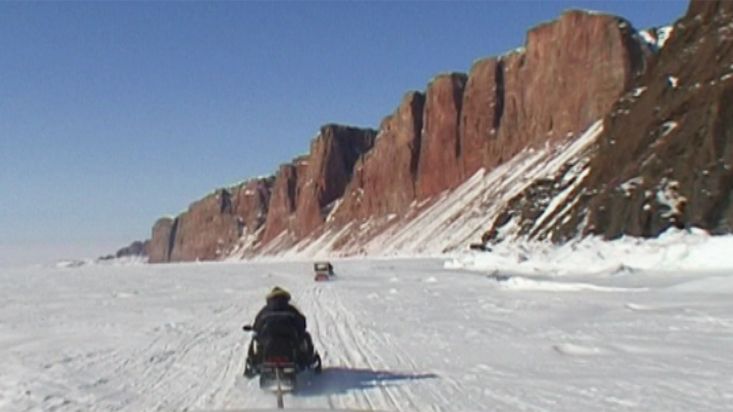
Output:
[{"xmin": 0, "ymin": 1, "xmax": 688, "ymax": 266}]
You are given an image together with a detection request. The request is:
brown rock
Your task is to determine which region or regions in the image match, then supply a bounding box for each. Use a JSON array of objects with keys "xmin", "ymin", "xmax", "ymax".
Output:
[
  {"xmin": 262, "ymin": 162, "xmax": 300, "ymax": 244},
  {"xmin": 686, "ymin": 0, "xmax": 733, "ymax": 22},
  {"xmin": 148, "ymin": 217, "xmax": 176, "ymax": 263},
  {"xmin": 139, "ymin": 8, "xmax": 659, "ymax": 260},
  {"xmin": 336, "ymin": 91, "xmax": 425, "ymax": 220},
  {"xmin": 232, "ymin": 178, "xmax": 273, "ymax": 234},
  {"xmin": 293, "ymin": 124, "xmax": 377, "ymax": 237},
  {"xmin": 488, "ymin": 11, "xmax": 645, "ymax": 170},
  {"xmin": 460, "ymin": 58, "xmax": 502, "ymax": 178},
  {"xmin": 150, "ymin": 177, "xmax": 273, "ymax": 262},
  {"xmin": 417, "ymin": 73, "xmax": 467, "ymax": 199},
  {"xmin": 168, "ymin": 190, "xmax": 244, "ymax": 261},
  {"xmin": 568, "ymin": 0, "xmax": 733, "ymax": 239},
  {"xmin": 115, "ymin": 240, "xmax": 150, "ymax": 259},
  {"xmin": 484, "ymin": 0, "xmax": 733, "ymax": 242},
  {"xmin": 522, "ymin": 11, "xmax": 642, "ymax": 138}
]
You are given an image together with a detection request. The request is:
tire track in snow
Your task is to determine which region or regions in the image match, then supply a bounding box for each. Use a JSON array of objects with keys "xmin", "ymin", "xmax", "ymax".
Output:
[
  {"xmin": 332, "ymin": 295, "xmax": 412, "ymax": 411},
  {"xmin": 316, "ymin": 285, "xmax": 381, "ymax": 411},
  {"xmin": 300, "ymin": 283, "xmax": 375, "ymax": 410},
  {"xmin": 101, "ymin": 302, "xmax": 246, "ymax": 411},
  {"xmin": 304, "ymin": 282, "xmax": 426, "ymax": 411},
  {"xmin": 300, "ymin": 285, "xmax": 337, "ymax": 410}
]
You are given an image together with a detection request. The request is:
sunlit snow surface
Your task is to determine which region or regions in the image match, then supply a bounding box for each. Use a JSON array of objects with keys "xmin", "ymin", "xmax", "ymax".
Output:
[{"xmin": 2, "ymin": 235, "xmax": 733, "ymax": 411}]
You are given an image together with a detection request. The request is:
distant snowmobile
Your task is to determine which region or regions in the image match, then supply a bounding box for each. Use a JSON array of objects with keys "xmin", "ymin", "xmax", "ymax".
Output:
[{"xmin": 313, "ymin": 261, "xmax": 335, "ymax": 281}]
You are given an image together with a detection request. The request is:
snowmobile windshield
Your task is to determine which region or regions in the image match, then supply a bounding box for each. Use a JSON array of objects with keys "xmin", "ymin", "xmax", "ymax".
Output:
[{"xmin": 314, "ymin": 262, "xmax": 330, "ymax": 271}]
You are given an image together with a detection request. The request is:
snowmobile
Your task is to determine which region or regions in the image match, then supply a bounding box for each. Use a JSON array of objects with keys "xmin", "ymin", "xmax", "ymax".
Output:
[
  {"xmin": 313, "ymin": 261, "xmax": 335, "ymax": 281},
  {"xmin": 242, "ymin": 318, "xmax": 322, "ymax": 392}
]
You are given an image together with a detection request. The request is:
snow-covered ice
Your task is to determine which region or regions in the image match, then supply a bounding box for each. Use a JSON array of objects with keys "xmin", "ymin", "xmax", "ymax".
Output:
[{"xmin": 2, "ymin": 231, "xmax": 733, "ymax": 411}]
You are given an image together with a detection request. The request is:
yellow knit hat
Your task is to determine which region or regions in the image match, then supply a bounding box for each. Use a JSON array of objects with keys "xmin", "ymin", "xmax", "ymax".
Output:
[{"xmin": 266, "ymin": 286, "xmax": 291, "ymax": 301}]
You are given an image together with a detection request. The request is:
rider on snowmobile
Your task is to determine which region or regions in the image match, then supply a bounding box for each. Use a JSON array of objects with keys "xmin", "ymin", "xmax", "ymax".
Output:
[{"xmin": 244, "ymin": 286, "xmax": 317, "ymax": 377}]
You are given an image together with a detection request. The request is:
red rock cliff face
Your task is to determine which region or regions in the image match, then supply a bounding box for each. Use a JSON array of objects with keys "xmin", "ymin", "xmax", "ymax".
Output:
[
  {"xmin": 555, "ymin": 0, "xmax": 733, "ymax": 240},
  {"xmin": 232, "ymin": 178, "xmax": 272, "ymax": 234},
  {"xmin": 485, "ymin": 11, "xmax": 645, "ymax": 172},
  {"xmin": 483, "ymin": 0, "xmax": 733, "ymax": 243},
  {"xmin": 148, "ymin": 217, "xmax": 175, "ymax": 263},
  {"xmin": 293, "ymin": 125, "xmax": 377, "ymax": 237},
  {"xmin": 169, "ymin": 192, "xmax": 232, "ymax": 261},
  {"xmin": 148, "ymin": 177, "xmax": 273, "ymax": 263},
  {"xmin": 262, "ymin": 163, "xmax": 300, "ymax": 244},
  {"xmin": 416, "ymin": 73, "xmax": 468, "ymax": 199},
  {"xmin": 330, "ymin": 10, "xmax": 645, "ymax": 232},
  {"xmin": 335, "ymin": 92, "xmax": 425, "ymax": 221},
  {"xmin": 460, "ymin": 58, "xmax": 503, "ymax": 178},
  {"xmin": 136, "ymin": 8, "xmax": 653, "ymax": 261}
]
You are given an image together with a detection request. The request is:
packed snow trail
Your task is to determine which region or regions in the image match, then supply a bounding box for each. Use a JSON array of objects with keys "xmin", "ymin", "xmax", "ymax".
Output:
[{"xmin": 1, "ymin": 258, "xmax": 732, "ymax": 411}]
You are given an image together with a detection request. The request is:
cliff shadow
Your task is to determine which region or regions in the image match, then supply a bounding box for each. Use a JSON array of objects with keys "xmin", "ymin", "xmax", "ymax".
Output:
[{"xmin": 294, "ymin": 366, "xmax": 438, "ymax": 397}]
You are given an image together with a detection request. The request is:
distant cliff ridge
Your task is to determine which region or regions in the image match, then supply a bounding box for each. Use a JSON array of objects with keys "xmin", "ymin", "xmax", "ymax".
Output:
[{"xmin": 123, "ymin": 1, "xmax": 733, "ymax": 263}]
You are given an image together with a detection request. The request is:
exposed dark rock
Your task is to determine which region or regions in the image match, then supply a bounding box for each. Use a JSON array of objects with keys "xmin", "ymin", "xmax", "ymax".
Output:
[
  {"xmin": 484, "ymin": 0, "xmax": 733, "ymax": 242},
  {"xmin": 115, "ymin": 240, "xmax": 150, "ymax": 258},
  {"xmin": 262, "ymin": 162, "xmax": 301, "ymax": 244},
  {"xmin": 417, "ymin": 73, "xmax": 468, "ymax": 199},
  {"xmin": 130, "ymin": 5, "xmax": 701, "ymax": 261},
  {"xmin": 335, "ymin": 92, "xmax": 425, "ymax": 221},
  {"xmin": 148, "ymin": 217, "xmax": 176, "ymax": 263},
  {"xmin": 292, "ymin": 124, "xmax": 377, "ymax": 237}
]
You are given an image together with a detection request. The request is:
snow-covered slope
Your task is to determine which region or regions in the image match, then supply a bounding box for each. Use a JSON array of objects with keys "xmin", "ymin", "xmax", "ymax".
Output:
[{"xmin": 3, "ymin": 236, "xmax": 733, "ymax": 411}]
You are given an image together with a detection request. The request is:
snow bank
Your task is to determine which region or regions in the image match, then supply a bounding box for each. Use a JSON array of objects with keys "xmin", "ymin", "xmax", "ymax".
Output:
[
  {"xmin": 497, "ymin": 276, "xmax": 648, "ymax": 292},
  {"xmin": 446, "ymin": 228, "xmax": 733, "ymax": 276}
]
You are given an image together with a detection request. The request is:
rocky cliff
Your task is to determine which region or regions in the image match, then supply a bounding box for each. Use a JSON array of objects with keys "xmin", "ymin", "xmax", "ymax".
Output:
[
  {"xmin": 148, "ymin": 177, "xmax": 273, "ymax": 262},
  {"xmin": 291, "ymin": 125, "xmax": 377, "ymax": 239},
  {"xmin": 335, "ymin": 91, "xmax": 425, "ymax": 221},
  {"xmin": 133, "ymin": 5, "xmax": 716, "ymax": 262},
  {"xmin": 484, "ymin": 0, "xmax": 733, "ymax": 243},
  {"xmin": 311, "ymin": 9, "xmax": 647, "ymax": 254}
]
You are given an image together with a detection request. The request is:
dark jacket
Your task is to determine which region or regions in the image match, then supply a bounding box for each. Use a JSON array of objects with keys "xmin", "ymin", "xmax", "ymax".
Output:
[{"xmin": 253, "ymin": 296, "xmax": 307, "ymax": 339}]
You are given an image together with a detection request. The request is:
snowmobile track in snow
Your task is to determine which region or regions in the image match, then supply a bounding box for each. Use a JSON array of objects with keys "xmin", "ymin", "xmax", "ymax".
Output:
[{"xmin": 3, "ymin": 259, "xmax": 733, "ymax": 411}]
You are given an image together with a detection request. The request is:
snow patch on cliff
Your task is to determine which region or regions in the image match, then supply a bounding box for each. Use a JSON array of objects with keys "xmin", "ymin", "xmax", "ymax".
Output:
[{"xmin": 267, "ymin": 121, "xmax": 605, "ymax": 259}]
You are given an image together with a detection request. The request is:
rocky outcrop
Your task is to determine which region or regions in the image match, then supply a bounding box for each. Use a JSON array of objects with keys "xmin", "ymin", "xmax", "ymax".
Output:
[
  {"xmin": 460, "ymin": 58, "xmax": 503, "ymax": 178},
  {"xmin": 115, "ymin": 240, "xmax": 149, "ymax": 258},
  {"xmin": 329, "ymin": 9, "xmax": 647, "ymax": 241},
  {"xmin": 148, "ymin": 217, "xmax": 176, "ymax": 263},
  {"xmin": 335, "ymin": 92, "xmax": 425, "ymax": 221},
  {"xmin": 261, "ymin": 162, "xmax": 301, "ymax": 244},
  {"xmin": 416, "ymin": 73, "xmax": 468, "ymax": 199},
  {"xmin": 147, "ymin": 177, "xmax": 273, "ymax": 263},
  {"xmin": 484, "ymin": 11, "xmax": 645, "ymax": 174},
  {"xmin": 570, "ymin": 0, "xmax": 733, "ymax": 239},
  {"xmin": 99, "ymin": 239, "xmax": 150, "ymax": 261},
  {"xmin": 169, "ymin": 190, "xmax": 244, "ymax": 262},
  {"xmin": 484, "ymin": 0, "xmax": 733, "ymax": 243},
  {"xmin": 130, "ymin": 7, "xmax": 668, "ymax": 261},
  {"xmin": 291, "ymin": 124, "xmax": 377, "ymax": 237},
  {"xmin": 232, "ymin": 178, "xmax": 273, "ymax": 235}
]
